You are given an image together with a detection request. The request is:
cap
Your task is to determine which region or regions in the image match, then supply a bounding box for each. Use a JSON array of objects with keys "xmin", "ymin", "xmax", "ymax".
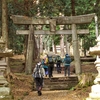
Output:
[{"xmin": 37, "ymin": 62, "xmax": 41, "ymax": 66}]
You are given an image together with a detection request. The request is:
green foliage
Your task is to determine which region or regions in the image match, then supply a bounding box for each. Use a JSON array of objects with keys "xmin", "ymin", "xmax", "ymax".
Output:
[
  {"xmin": 18, "ymin": 0, "xmax": 23, "ymax": 2},
  {"xmin": 0, "ymin": 0, "xmax": 97, "ymax": 54},
  {"xmin": 75, "ymin": 0, "xmax": 95, "ymax": 14},
  {"xmin": 81, "ymin": 21, "xmax": 96, "ymax": 51}
]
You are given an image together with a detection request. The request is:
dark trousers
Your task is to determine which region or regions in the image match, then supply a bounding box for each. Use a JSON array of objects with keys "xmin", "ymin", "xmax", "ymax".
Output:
[
  {"xmin": 56, "ymin": 63, "xmax": 61, "ymax": 73},
  {"xmin": 64, "ymin": 66, "xmax": 70, "ymax": 77},
  {"xmin": 48, "ymin": 64, "xmax": 54, "ymax": 78},
  {"xmin": 44, "ymin": 68, "xmax": 48, "ymax": 76},
  {"xmin": 35, "ymin": 78, "xmax": 43, "ymax": 91}
]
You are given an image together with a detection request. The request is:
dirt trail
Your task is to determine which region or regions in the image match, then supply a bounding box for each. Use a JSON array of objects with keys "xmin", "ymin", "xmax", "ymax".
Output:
[
  {"xmin": 23, "ymin": 88, "xmax": 91, "ymax": 100},
  {"xmin": 9, "ymin": 55, "xmax": 97, "ymax": 100}
]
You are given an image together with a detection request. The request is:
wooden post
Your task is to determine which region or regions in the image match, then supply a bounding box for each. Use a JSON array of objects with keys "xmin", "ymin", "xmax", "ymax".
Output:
[
  {"xmin": 72, "ymin": 24, "xmax": 81, "ymax": 74},
  {"xmin": 25, "ymin": 25, "xmax": 34, "ymax": 74}
]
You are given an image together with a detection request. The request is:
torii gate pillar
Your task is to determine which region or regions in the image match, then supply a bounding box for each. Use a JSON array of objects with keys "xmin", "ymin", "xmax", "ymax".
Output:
[
  {"xmin": 25, "ymin": 25, "xmax": 34, "ymax": 74},
  {"xmin": 72, "ymin": 24, "xmax": 81, "ymax": 74}
]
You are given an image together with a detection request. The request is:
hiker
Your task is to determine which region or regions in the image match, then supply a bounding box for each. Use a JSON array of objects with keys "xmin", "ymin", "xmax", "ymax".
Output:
[
  {"xmin": 55, "ymin": 55, "xmax": 62, "ymax": 73},
  {"xmin": 33, "ymin": 62, "xmax": 45, "ymax": 96},
  {"xmin": 44, "ymin": 54, "xmax": 48, "ymax": 65},
  {"xmin": 63, "ymin": 54, "xmax": 71, "ymax": 77},
  {"xmin": 47, "ymin": 55, "xmax": 54, "ymax": 79},
  {"xmin": 41, "ymin": 59, "xmax": 48, "ymax": 77}
]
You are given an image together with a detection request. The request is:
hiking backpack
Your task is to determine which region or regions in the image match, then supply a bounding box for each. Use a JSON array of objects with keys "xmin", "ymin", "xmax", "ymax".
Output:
[
  {"xmin": 56, "ymin": 56, "xmax": 62, "ymax": 62},
  {"xmin": 64, "ymin": 57, "xmax": 71, "ymax": 64},
  {"xmin": 48, "ymin": 56, "xmax": 53, "ymax": 64},
  {"xmin": 34, "ymin": 64, "xmax": 43, "ymax": 78}
]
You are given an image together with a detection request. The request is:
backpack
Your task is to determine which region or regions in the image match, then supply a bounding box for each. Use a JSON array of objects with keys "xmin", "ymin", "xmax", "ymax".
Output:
[
  {"xmin": 48, "ymin": 56, "xmax": 53, "ymax": 64},
  {"xmin": 56, "ymin": 56, "xmax": 62, "ymax": 63},
  {"xmin": 34, "ymin": 64, "xmax": 43, "ymax": 78},
  {"xmin": 64, "ymin": 57, "xmax": 71, "ymax": 64},
  {"xmin": 44, "ymin": 57, "xmax": 48, "ymax": 64}
]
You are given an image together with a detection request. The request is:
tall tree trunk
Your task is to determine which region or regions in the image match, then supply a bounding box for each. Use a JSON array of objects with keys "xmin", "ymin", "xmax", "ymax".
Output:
[
  {"xmin": 64, "ymin": 25, "xmax": 70, "ymax": 55},
  {"xmin": 60, "ymin": 35, "xmax": 65, "ymax": 57},
  {"xmin": 71, "ymin": 0, "xmax": 75, "ymax": 16},
  {"xmin": 33, "ymin": 36, "xmax": 38, "ymax": 60},
  {"xmin": 83, "ymin": 38, "xmax": 87, "ymax": 57},
  {"xmin": 2, "ymin": 0, "xmax": 8, "ymax": 49},
  {"xmin": 36, "ymin": 35, "xmax": 40, "ymax": 59},
  {"xmin": 52, "ymin": 39, "xmax": 57, "ymax": 54},
  {"xmin": 65, "ymin": 35, "xmax": 70, "ymax": 55},
  {"xmin": 40, "ymin": 35, "xmax": 43, "ymax": 54},
  {"xmin": 2, "ymin": 0, "xmax": 10, "ymax": 74}
]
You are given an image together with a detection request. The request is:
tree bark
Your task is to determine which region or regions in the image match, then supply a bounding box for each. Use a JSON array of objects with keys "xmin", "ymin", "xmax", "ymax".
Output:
[
  {"xmin": 2, "ymin": 0, "xmax": 10, "ymax": 74},
  {"xmin": 65, "ymin": 35, "xmax": 70, "ymax": 55},
  {"xmin": 60, "ymin": 35, "xmax": 65, "ymax": 57},
  {"xmin": 71, "ymin": 0, "xmax": 75, "ymax": 16},
  {"xmin": 40, "ymin": 35, "xmax": 43, "ymax": 54}
]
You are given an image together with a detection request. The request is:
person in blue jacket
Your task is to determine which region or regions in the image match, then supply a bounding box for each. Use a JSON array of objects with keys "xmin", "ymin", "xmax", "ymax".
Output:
[
  {"xmin": 41, "ymin": 59, "xmax": 48, "ymax": 77},
  {"xmin": 63, "ymin": 54, "xmax": 71, "ymax": 77}
]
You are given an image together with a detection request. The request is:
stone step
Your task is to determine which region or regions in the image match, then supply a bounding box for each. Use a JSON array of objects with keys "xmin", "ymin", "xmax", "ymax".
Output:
[
  {"xmin": 34, "ymin": 76, "xmax": 78, "ymax": 90},
  {"xmin": 0, "ymin": 63, "xmax": 7, "ymax": 66},
  {"xmin": 0, "ymin": 79, "xmax": 8, "ymax": 86},
  {"xmin": 0, "ymin": 66, "xmax": 6, "ymax": 71},
  {"xmin": 86, "ymin": 98, "xmax": 100, "ymax": 100},
  {"xmin": 89, "ymin": 93, "xmax": 100, "ymax": 98},
  {"xmin": 0, "ymin": 96, "xmax": 13, "ymax": 100},
  {"xmin": 44, "ymin": 84, "xmax": 69, "ymax": 90},
  {"xmin": 44, "ymin": 76, "xmax": 78, "ymax": 82},
  {"xmin": 43, "ymin": 81, "xmax": 78, "ymax": 85}
]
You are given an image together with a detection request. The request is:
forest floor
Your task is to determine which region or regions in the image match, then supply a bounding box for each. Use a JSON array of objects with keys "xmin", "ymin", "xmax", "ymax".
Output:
[{"xmin": 9, "ymin": 55, "xmax": 97, "ymax": 100}]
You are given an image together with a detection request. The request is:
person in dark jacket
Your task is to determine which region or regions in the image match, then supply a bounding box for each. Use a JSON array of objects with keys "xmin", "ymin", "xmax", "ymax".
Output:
[
  {"xmin": 63, "ymin": 54, "xmax": 71, "ymax": 77},
  {"xmin": 55, "ymin": 55, "xmax": 62, "ymax": 73},
  {"xmin": 33, "ymin": 62, "xmax": 45, "ymax": 96},
  {"xmin": 47, "ymin": 56, "xmax": 54, "ymax": 80}
]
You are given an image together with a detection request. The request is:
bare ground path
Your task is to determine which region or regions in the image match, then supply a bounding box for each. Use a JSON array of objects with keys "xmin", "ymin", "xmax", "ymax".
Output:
[
  {"xmin": 23, "ymin": 90, "xmax": 69, "ymax": 100},
  {"xmin": 9, "ymin": 55, "xmax": 97, "ymax": 100},
  {"xmin": 23, "ymin": 87, "xmax": 90, "ymax": 100}
]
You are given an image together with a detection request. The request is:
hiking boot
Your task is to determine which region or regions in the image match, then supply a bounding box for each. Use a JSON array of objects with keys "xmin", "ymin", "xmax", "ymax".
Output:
[
  {"xmin": 49, "ymin": 77, "xmax": 51, "ymax": 81},
  {"xmin": 45, "ymin": 75, "xmax": 47, "ymax": 77},
  {"xmin": 40, "ymin": 91, "xmax": 42, "ymax": 95},
  {"xmin": 38, "ymin": 91, "xmax": 42, "ymax": 96}
]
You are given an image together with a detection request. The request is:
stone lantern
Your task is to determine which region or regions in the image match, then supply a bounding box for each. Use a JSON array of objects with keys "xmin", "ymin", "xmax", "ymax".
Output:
[
  {"xmin": 0, "ymin": 37, "xmax": 13, "ymax": 99},
  {"xmin": 86, "ymin": 35, "xmax": 100, "ymax": 100}
]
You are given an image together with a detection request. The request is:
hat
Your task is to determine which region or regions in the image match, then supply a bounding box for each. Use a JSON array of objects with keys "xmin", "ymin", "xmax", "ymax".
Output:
[
  {"xmin": 65, "ymin": 54, "xmax": 70, "ymax": 57},
  {"xmin": 37, "ymin": 62, "xmax": 41, "ymax": 66}
]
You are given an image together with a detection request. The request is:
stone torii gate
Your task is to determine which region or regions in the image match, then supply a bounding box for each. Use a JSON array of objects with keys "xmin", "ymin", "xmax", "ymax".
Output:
[{"xmin": 10, "ymin": 13, "xmax": 95, "ymax": 74}]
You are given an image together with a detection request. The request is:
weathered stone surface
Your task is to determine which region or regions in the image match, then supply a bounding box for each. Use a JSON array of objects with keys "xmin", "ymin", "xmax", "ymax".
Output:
[
  {"xmin": 34, "ymin": 76, "xmax": 78, "ymax": 90},
  {"xmin": 0, "ymin": 87, "xmax": 10, "ymax": 96}
]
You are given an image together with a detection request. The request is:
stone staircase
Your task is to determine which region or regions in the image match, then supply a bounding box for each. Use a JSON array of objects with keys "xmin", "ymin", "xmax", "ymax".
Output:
[
  {"xmin": 43, "ymin": 76, "xmax": 78, "ymax": 90},
  {"xmin": 34, "ymin": 75, "xmax": 78, "ymax": 91}
]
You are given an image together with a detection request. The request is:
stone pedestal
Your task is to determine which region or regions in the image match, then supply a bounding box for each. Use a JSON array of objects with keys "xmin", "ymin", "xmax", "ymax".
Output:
[
  {"xmin": 0, "ymin": 68, "xmax": 11, "ymax": 99},
  {"xmin": 0, "ymin": 38, "xmax": 13, "ymax": 99}
]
